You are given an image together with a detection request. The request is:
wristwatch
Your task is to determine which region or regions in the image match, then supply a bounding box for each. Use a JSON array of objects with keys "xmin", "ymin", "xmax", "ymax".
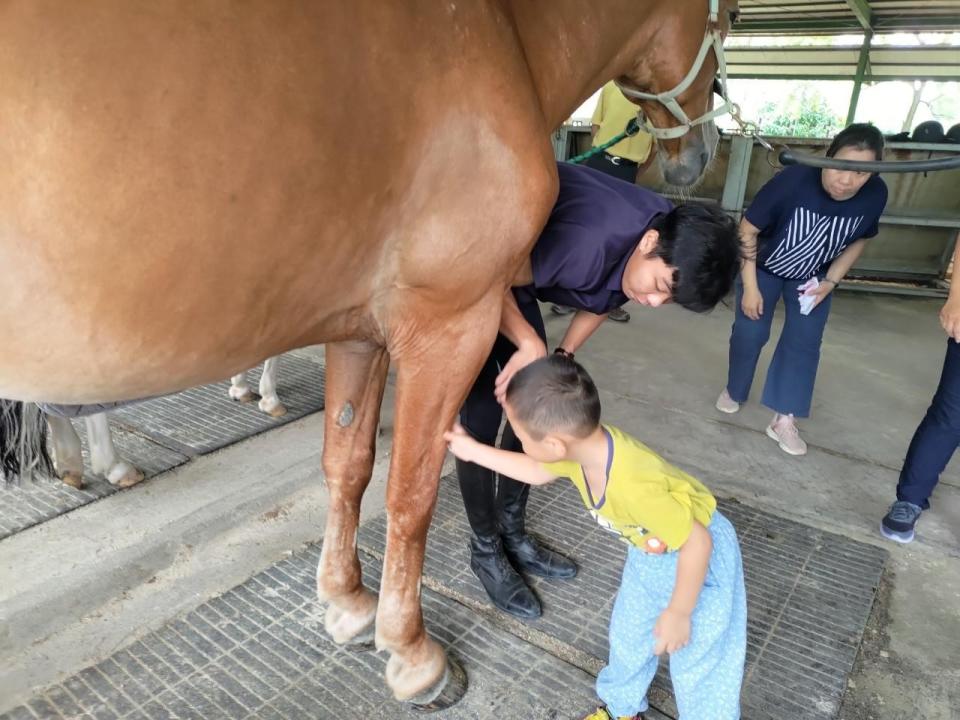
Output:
[{"xmin": 554, "ymin": 347, "xmax": 574, "ymax": 360}]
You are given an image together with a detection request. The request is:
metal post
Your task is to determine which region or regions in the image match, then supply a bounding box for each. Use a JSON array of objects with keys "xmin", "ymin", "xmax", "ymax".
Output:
[
  {"xmin": 721, "ymin": 135, "xmax": 754, "ymax": 220},
  {"xmin": 846, "ymin": 30, "xmax": 873, "ymax": 126}
]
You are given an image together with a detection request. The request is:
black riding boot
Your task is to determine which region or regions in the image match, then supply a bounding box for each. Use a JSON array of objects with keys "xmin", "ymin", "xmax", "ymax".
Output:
[
  {"xmin": 497, "ymin": 425, "xmax": 578, "ymax": 579},
  {"xmin": 457, "ymin": 459, "xmax": 541, "ymax": 618}
]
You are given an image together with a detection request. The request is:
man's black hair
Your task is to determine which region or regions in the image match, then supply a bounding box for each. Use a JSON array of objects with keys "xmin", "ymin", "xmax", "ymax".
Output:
[{"xmin": 649, "ymin": 203, "xmax": 741, "ymax": 312}]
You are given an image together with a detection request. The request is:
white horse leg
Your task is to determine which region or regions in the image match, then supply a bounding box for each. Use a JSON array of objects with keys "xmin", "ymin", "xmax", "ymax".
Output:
[
  {"xmin": 257, "ymin": 356, "xmax": 287, "ymax": 417},
  {"xmin": 85, "ymin": 414, "xmax": 144, "ymax": 488},
  {"xmin": 47, "ymin": 415, "xmax": 84, "ymax": 489},
  {"xmin": 228, "ymin": 370, "xmax": 256, "ymax": 403}
]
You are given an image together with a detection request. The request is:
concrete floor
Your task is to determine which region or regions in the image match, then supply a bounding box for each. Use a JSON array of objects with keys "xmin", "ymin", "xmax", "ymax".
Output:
[{"xmin": 1, "ymin": 291, "xmax": 958, "ymax": 719}]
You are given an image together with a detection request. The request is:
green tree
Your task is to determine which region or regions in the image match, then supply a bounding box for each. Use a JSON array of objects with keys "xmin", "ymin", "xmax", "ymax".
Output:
[{"xmin": 758, "ymin": 86, "xmax": 844, "ymax": 138}]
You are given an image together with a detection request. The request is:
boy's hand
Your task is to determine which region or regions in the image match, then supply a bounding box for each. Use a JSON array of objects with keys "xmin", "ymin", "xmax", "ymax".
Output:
[
  {"xmin": 653, "ymin": 608, "xmax": 691, "ymax": 655},
  {"xmin": 443, "ymin": 424, "xmax": 482, "ymax": 463}
]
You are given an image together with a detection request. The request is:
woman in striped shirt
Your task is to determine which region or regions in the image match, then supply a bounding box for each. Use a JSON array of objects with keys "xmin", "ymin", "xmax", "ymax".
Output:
[{"xmin": 715, "ymin": 124, "xmax": 888, "ymax": 456}]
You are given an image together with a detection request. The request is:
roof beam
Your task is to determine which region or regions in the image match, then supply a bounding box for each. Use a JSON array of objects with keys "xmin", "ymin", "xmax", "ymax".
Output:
[
  {"xmin": 846, "ymin": 31, "xmax": 872, "ymax": 125},
  {"xmin": 844, "ymin": 0, "xmax": 873, "ymax": 31}
]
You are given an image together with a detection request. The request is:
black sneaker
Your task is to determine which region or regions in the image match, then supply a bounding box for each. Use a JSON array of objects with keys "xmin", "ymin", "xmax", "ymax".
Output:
[
  {"xmin": 550, "ymin": 304, "xmax": 576, "ymax": 316},
  {"xmin": 608, "ymin": 307, "xmax": 630, "ymax": 323},
  {"xmin": 880, "ymin": 501, "xmax": 922, "ymax": 544}
]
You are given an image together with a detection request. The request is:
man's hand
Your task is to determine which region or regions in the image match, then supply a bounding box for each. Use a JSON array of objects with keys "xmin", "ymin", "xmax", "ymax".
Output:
[
  {"xmin": 741, "ymin": 285, "xmax": 763, "ymax": 320},
  {"xmin": 443, "ymin": 423, "xmax": 482, "ymax": 464},
  {"xmin": 495, "ymin": 338, "xmax": 546, "ymax": 404},
  {"xmin": 941, "ymin": 297, "xmax": 960, "ymax": 342},
  {"xmin": 653, "ymin": 608, "xmax": 691, "ymax": 655}
]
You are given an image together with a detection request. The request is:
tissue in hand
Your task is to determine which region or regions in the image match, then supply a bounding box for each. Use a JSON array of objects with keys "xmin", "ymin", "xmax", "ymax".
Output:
[{"xmin": 797, "ymin": 277, "xmax": 819, "ymax": 316}]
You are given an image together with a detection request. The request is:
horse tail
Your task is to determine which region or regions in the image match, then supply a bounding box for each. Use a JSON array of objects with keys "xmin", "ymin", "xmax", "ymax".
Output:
[{"xmin": 0, "ymin": 399, "xmax": 53, "ymax": 482}]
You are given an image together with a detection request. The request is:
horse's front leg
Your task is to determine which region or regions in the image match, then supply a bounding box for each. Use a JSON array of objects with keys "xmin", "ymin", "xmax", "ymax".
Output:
[
  {"xmin": 85, "ymin": 413, "xmax": 144, "ymax": 488},
  {"xmin": 256, "ymin": 356, "xmax": 286, "ymax": 417},
  {"xmin": 317, "ymin": 341, "xmax": 389, "ymax": 646},
  {"xmin": 376, "ymin": 298, "xmax": 501, "ymax": 706}
]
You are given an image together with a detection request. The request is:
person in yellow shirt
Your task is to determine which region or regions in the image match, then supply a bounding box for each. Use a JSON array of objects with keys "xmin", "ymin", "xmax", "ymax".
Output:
[
  {"xmin": 553, "ymin": 81, "xmax": 657, "ymax": 323},
  {"xmin": 585, "ymin": 81, "xmax": 656, "ymax": 181},
  {"xmin": 445, "ymin": 355, "xmax": 746, "ymax": 720}
]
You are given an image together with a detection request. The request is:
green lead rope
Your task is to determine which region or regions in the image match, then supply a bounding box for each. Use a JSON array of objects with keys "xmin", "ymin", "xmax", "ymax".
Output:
[{"xmin": 566, "ymin": 116, "xmax": 642, "ymax": 164}]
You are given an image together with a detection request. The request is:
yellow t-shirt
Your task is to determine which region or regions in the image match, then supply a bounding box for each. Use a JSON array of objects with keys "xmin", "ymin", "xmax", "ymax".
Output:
[
  {"xmin": 543, "ymin": 424, "xmax": 716, "ymax": 551},
  {"xmin": 591, "ymin": 82, "xmax": 654, "ymax": 164}
]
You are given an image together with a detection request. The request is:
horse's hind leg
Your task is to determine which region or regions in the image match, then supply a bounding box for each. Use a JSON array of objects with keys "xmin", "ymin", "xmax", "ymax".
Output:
[
  {"xmin": 85, "ymin": 413, "xmax": 144, "ymax": 488},
  {"xmin": 47, "ymin": 414, "xmax": 84, "ymax": 489},
  {"xmin": 257, "ymin": 356, "xmax": 287, "ymax": 417},
  {"xmin": 228, "ymin": 370, "xmax": 256, "ymax": 403},
  {"xmin": 317, "ymin": 340, "xmax": 389, "ymax": 647}
]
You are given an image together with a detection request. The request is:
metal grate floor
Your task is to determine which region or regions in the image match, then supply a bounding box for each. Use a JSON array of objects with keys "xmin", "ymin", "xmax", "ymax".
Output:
[
  {"xmin": 359, "ymin": 477, "xmax": 888, "ymax": 720},
  {"xmin": 0, "ymin": 354, "xmax": 325, "ymax": 540},
  {"xmin": 2, "ymin": 545, "xmax": 597, "ymax": 720},
  {"xmin": 2, "ymin": 475, "xmax": 886, "ymax": 720}
]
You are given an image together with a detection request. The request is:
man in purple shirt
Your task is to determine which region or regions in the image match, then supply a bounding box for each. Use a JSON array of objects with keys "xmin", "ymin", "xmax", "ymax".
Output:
[{"xmin": 457, "ymin": 161, "xmax": 741, "ymax": 618}]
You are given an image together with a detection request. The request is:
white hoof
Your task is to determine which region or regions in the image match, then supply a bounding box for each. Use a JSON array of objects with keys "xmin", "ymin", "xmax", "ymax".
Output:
[
  {"xmin": 229, "ymin": 385, "xmax": 256, "ymax": 403},
  {"xmin": 384, "ymin": 637, "xmax": 448, "ymax": 702},
  {"xmin": 106, "ymin": 462, "xmax": 145, "ymax": 488},
  {"xmin": 259, "ymin": 398, "xmax": 288, "ymax": 417},
  {"xmin": 325, "ymin": 602, "xmax": 377, "ymax": 645}
]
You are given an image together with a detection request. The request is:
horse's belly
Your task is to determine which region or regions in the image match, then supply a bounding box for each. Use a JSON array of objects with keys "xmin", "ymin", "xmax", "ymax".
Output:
[{"xmin": 0, "ymin": 0, "xmax": 558, "ymax": 404}]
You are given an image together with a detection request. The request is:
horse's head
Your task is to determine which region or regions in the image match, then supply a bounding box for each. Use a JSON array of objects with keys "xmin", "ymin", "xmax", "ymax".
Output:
[{"xmin": 616, "ymin": 0, "xmax": 739, "ymax": 186}]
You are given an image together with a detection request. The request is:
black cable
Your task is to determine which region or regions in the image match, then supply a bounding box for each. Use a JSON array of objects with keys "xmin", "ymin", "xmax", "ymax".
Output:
[{"xmin": 779, "ymin": 150, "xmax": 960, "ymax": 173}]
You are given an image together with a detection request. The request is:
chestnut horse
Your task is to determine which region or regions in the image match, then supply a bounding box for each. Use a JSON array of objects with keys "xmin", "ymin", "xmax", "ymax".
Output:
[{"xmin": 0, "ymin": 0, "xmax": 736, "ymax": 707}]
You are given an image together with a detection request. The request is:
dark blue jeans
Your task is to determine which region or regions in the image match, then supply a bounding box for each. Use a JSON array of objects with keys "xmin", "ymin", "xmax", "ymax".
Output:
[
  {"xmin": 726, "ymin": 268, "xmax": 833, "ymax": 418},
  {"xmin": 897, "ymin": 339, "xmax": 960, "ymax": 509}
]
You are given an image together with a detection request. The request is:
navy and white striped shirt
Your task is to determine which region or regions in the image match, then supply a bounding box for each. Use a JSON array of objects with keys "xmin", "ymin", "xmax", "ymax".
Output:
[{"xmin": 748, "ymin": 165, "xmax": 887, "ymax": 280}]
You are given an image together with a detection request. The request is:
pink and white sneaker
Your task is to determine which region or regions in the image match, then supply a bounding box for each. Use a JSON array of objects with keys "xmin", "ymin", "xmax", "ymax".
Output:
[
  {"xmin": 715, "ymin": 389, "xmax": 740, "ymax": 414},
  {"xmin": 766, "ymin": 414, "xmax": 808, "ymax": 456}
]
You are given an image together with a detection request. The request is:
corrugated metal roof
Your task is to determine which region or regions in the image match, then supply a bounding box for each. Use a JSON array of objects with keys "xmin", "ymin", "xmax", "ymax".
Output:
[
  {"xmin": 726, "ymin": 45, "xmax": 960, "ymax": 80},
  {"xmin": 728, "ymin": 2, "xmax": 960, "ymax": 81},
  {"xmin": 737, "ymin": 0, "xmax": 960, "ymax": 34}
]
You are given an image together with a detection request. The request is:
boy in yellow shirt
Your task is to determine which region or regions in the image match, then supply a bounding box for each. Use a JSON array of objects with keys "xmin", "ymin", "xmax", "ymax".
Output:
[{"xmin": 445, "ymin": 356, "xmax": 746, "ymax": 720}]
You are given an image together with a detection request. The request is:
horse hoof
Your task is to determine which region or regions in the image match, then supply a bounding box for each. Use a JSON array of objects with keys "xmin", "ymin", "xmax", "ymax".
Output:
[
  {"xmin": 60, "ymin": 472, "xmax": 85, "ymax": 489},
  {"xmin": 261, "ymin": 402, "xmax": 288, "ymax": 418},
  {"xmin": 408, "ymin": 655, "xmax": 467, "ymax": 712},
  {"xmin": 343, "ymin": 625, "xmax": 376, "ymax": 652},
  {"xmin": 229, "ymin": 387, "xmax": 256, "ymax": 403},
  {"xmin": 325, "ymin": 600, "xmax": 377, "ymax": 647},
  {"xmin": 108, "ymin": 465, "xmax": 145, "ymax": 488}
]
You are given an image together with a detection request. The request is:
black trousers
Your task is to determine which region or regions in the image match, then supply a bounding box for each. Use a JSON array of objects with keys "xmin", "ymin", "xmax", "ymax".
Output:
[
  {"xmin": 584, "ymin": 152, "xmax": 639, "ymax": 184},
  {"xmin": 458, "ymin": 290, "xmax": 547, "ymax": 537}
]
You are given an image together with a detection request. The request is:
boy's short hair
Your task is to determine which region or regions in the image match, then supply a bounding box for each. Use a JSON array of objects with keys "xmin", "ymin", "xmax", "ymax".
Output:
[
  {"xmin": 648, "ymin": 203, "xmax": 741, "ymax": 312},
  {"xmin": 505, "ymin": 355, "xmax": 601, "ymax": 441}
]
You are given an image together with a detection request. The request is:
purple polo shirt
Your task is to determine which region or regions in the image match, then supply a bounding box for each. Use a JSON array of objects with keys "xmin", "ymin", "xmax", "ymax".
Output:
[{"xmin": 527, "ymin": 162, "xmax": 673, "ymax": 314}]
